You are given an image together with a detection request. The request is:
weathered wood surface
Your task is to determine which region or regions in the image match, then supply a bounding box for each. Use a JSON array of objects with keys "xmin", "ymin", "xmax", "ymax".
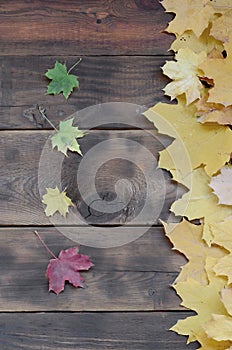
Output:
[
  {"xmin": 0, "ymin": 312, "xmax": 197, "ymax": 350},
  {"xmin": 0, "ymin": 227, "xmax": 186, "ymax": 311},
  {"xmin": 0, "ymin": 56, "xmax": 171, "ymax": 130},
  {"xmin": 0, "ymin": 130, "xmax": 184, "ymax": 226},
  {"xmin": 0, "ymin": 0, "xmax": 174, "ymax": 56},
  {"xmin": 0, "ymin": 0, "xmax": 197, "ymax": 348}
]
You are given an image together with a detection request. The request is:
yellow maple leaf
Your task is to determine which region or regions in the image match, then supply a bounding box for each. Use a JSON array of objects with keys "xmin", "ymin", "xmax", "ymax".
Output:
[
  {"xmin": 225, "ymin": 40, "xmax": 232, "ymax": 57},
  {"xmin": 203, "ymin": 288, "xmax": 232, "ymax": 344},
  {"xmin": 221, "ymin": 288, "xmax": 232, "ymax": 316},
  {"xmin": 42, "ymin": 187, "xmax": 73, "ymax": 217},
  {"xmin": 214, "ymin": 253, "xmax": 232, "ymax": 284},
  {"xmin": 162, "ymin": 48, "xmax": 206, "ymax": 105},
  {"xmin": 211, "ymin": 217, "xmax": 232, "ymax": 251},
  {"xmin": 171, "ymin": 167, "xmax": 232, "ymax": 245},
  {"xmin": 196, "ymin": 93, "xmax": 232, "ymax": 125},
  {"xmin": 210, "ymin": 0, "xmax": 232, "ymax": 13},
  {"xmin": 144, "ymin": 101, "xmax": 232, "ymax": 180},
  {"xmin": 163, "ymin": 219, "xmax": 225, "ymax": 284},
  {"xmin": 210, "ymin": 10, "xmax": 232, "ymax": 47},
  {"xmin": 171, "ymin": 257, "xmax": 227, "ymax": 343},
  {"xmin": 161, "ymin": 0, "xmax": 215, "ymax": 37},
  {"xmin": 204, "ymin": 314, "xmax": 232, "ymax": 342},
  {"xmin": 200, "ymin": 55, "xmax": 232, "ymax": 106},
  {"xmin": 210, "ymin": 217, "xmax": 232, "ymax": 282},
  {"xmin": 197, "ymin": 330, "xmax": 232, "ymax": 350},
  {"xmin": 170, "ymin": 28, "xmax": 224, "ymax": 54}
]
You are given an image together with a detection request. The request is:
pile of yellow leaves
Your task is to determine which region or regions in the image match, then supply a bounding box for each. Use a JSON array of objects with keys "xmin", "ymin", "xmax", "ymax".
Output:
[{"xmin": 144, "ymin": 1, "xmax": 232, "ymax": 348}]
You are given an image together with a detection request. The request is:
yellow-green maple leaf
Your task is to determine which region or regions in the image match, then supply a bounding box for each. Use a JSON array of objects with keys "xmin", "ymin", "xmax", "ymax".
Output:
[
  {"xmin": 171, "ymin": 257, "xmax": 227, "ymax": 344},
  {"xmin": 42, "ymin": 187, "xmax": 73, "ymax": 217},
  {"xmin": 161, "ymin": 0, "xmax": 215, "ymax": 37},
  {"xmin": 144, "ymin": 101, "xmax": 232, "ymax": 181},
  {"xmin": 164, "ymin": 219, "xmax": 225, "ymax": 284},
  {"xmin": 162, "ymin": 48, "xmax": 206, "ymax": 104},
  {"xmin": 171, "ymin": 167, "xmax": 232, "ymax": 245},
  {"xmin": 51, "ymin": 118, "xmax": 85, "ymax": 156}
]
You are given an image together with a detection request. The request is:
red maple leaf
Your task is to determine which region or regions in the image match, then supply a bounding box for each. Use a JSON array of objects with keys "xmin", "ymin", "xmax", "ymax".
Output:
[
  {"xmin": 34, "ymin": 231, "xmax": 93, "ymax": 295},
  {"xmin": 46, "ymin": 247, "xmax": 94, "ymax": 295}
]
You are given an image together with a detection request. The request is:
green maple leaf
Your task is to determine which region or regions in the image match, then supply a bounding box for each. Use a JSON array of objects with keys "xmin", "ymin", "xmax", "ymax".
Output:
[
  {"xmin": 51, "ymin": 118, "xmax": 85, "ymax": 156},
  {"xmin": 45, "ymin": 61, "xmax": 79, "ymax": 99}
]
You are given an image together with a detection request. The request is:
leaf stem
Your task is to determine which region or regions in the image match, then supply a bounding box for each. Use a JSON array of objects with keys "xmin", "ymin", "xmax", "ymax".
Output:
[
  {"xmin": 34, "ymin": 230, "xmax": 58, "ymax": 259},
  {"xmin": 68, "ymin": 58, "xmax": 82, "ymax": 74},
  {"xmin": 38, "ymin": 105, "xmax": 58, "ymax": 132}
]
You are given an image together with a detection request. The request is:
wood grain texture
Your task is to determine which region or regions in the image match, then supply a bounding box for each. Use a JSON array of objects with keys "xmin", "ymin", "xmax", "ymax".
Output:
[
  {"xmin": 0, "ymin": 130, "xmax": 185, "ymax": 226},
  {"xmin": 0, "ymin": 312, "xmax": 197, "ymax": 350},
  {"xmin": 0, "ymin": 226, "xmax": 185, "ymax": 311},
  {"xmin": 0, "ymin": 55, "xmax": 171, "ymax": 130},
  {"xmin": 2, "ymin": 227, "xmax": 186, "ymax": 272},
  {"xmin": 0, "ymin": 0, "xmax": 174, "ymax": 56},
  {"xmin": 0, "ymin": 2, "xmax": 193, "ymax": 348}
]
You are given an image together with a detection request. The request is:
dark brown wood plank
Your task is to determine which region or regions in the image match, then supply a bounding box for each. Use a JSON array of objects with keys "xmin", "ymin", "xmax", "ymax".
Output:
[
  {"xmin": 2, "ymin": 227, "xmax": 186, "ymax": 272},
  {"xmin": 0, "ymin": 227, "xmax": 186, "ymax": 311},
  {"xmin": 0, "ymin": 55, "xmax": 171, "ymax": 130},
  {"xmin": 0, "ymin": 312, "xmax": 197, "ymax": 350},
  {"xmin": 0, "ymin": 0, "xmax": 174, "ymax": 56},
  {"xmin": 0, "ymin": 270, "xmax": 179, "ymax": 311},
  {"xmin": 0, "ymin": 130, "xmax": 184, "ymax": 226}
]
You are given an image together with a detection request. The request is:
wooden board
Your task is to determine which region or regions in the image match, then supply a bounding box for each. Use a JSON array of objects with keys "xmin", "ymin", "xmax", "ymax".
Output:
[
  {"xmin": 0, "ymin": 227, "xmax": 187, "ymax": 311},
  {"xmin": 0, "ymin": 55, "xmax": 171, "ymax": 130},
  {"xmin": 0, "ymin": 130, "xmax": 185, "ymax": 226},
  {"xmin": 0, "ymin": 0, "xmax": 174, "ymax": 56},
  {"xmin": 0, "ymin": 312, "xmax": 197, "ymax": 350},
  {"xmin": 0, "ymin": 1, "xmax": 198, "ymax": 349}
]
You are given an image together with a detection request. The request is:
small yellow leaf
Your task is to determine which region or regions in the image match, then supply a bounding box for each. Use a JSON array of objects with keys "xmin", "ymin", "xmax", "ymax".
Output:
[
  {"xmin": 163, "ymin": 219, "xmax": 225, "ymax": 284},
  {"xmin": 42, "ymin": 187, "xmax": 73, "ymax": 217},
  {"xmin": 162, "ymin": 48, "xmax": 206, "ymax": 104}
]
